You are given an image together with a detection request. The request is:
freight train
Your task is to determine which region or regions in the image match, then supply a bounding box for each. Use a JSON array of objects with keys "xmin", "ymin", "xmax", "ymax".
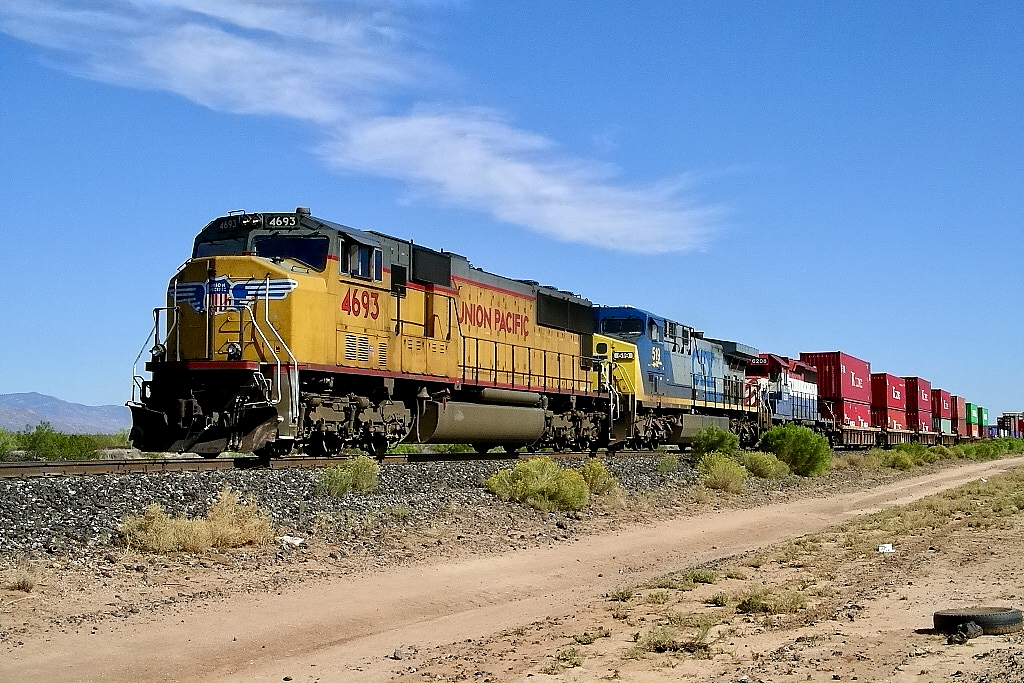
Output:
[{"xmin": 128, "ymin": 208, "xmax": 990, "ymax": 457}]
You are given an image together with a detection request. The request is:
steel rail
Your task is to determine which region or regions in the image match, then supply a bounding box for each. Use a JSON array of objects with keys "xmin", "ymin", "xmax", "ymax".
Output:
[{"xmin": 0, "ymin": 450, "xmax": 657, "ymax": 478}]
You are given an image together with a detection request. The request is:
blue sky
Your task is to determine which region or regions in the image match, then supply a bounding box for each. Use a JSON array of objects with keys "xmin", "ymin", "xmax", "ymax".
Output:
[{"xmin": 1, "ymin": 1, "xmax": 1021, "ymax": 417}]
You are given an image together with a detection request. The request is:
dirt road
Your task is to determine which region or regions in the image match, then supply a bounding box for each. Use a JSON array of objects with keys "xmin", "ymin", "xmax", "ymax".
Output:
[{"xmin": 4, "ymin": 456, "xmax": 1023, "ymax": 683}]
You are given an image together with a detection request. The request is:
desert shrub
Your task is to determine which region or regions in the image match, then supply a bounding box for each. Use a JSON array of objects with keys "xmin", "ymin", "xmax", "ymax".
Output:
[
  {"xmin": 0, "ymin": 429, "xmax": 17, "ymax": 455},
  {"xmin": 556, "ymin": 646, "xmax": 582, "ymax": 667},
  {"xmin": 758, "ymin": 424, "xmax": 831, "ymax": 477},
  {"xmin": 579, "ymin": 458, "xmax": 617, "ymax": 495},
  {"xmin": 893, "ymin": 442, "xmax": 934, "ymax": 465},
  {"xmin": 686, "ymin": 568, "xmax": 717, "ymax": 584},
  {"xmin": 928, "ymin": 445, "xmax": 954, "ymax": 460},
  {"xmin": 999, "ymin": 437, "xmax": 1024, "ymax": 454},
  {"xmin": 656, "ymin": 452, "xmax": 679, "ymax": 473},
  {"xmin": 14, "ymin": 422, "xmax": 100, "ymax": 460},
  {"xmin": 316, "ymin": 456, "xmax": 380, "ymax": 496},
  {"xmin": 736, "ymin": 450, "xmax": 790, "ymax": 478},
  {"xmin": 876, "ymin": 448, "xmax": 914, "ymax": 470},
  {"xmin": 609, "ymin": 586, "xmax": 634, "ymax": 601},
  {"xmin": 691, "ymin": 425, "xmax": 739, "ymax": 459},
  {"xmin": 119, "ymin": 488, "xmax": 274, "ymax": 553},
  {"xmin": 645, "ymin": 590, "xmax": 670, "ymax": 605},
  {"xmin": 486, "ymin": 457, "xmax": 590, "ymax": 511},
  {"xmin": 697, "ymin": 451, "xmax": 747, "ymax": 493}
]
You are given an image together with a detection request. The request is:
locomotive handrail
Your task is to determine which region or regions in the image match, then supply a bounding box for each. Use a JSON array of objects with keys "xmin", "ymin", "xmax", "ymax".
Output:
[
  {"xmin": 260, "ymin": 275, "xmax": 299, "ymax": 420},
  {"xmin": 130, "ymin": 304, "xmax": 178, "ymax": 403}
]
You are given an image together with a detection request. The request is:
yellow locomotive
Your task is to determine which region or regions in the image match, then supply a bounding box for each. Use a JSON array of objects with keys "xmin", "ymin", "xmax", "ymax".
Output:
[{"xmin": 129, "ymin": 208, "xmax": 640, "ymax": 457}]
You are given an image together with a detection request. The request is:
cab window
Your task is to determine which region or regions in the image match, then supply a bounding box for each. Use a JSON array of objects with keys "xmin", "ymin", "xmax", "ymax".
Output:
[
  {"xmin": 252, "ymin": 234, "xmax": 329, "ymax": 271},
  {"xmin": 347, "ymin": 244, "xmax": 383, "ymax": 281},
  {"xmin": 601, "ymin": 318, "xmax": 643, "ymax": 335}
]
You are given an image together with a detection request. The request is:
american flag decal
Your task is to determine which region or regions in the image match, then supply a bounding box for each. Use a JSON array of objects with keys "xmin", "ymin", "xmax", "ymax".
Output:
[{"xmin": 207, "ymin": 278, "xmax": 232, "ymax": 312}]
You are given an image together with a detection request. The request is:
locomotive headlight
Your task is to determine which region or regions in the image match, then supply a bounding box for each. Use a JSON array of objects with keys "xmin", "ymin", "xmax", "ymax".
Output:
[{"xmin": 226, "ymin": 342, "xmax": 242, "ymax": 361}]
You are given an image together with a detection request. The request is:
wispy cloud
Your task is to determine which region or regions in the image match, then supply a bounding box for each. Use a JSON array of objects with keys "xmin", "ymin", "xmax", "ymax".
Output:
[{"xmin": 1, "ymin": 0, "xmax": 718, "ymax": 253}]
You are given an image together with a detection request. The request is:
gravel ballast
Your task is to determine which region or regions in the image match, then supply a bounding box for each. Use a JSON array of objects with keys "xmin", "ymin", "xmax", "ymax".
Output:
[{"xmin": 0, "ymin": 455, "xmax": 701, "ymax": 556}]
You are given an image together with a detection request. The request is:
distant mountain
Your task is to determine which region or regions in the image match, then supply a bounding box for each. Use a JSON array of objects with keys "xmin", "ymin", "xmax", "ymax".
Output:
[{"xmin": 0, "ymin": 393, "xmax": 131, "ymax": 434}]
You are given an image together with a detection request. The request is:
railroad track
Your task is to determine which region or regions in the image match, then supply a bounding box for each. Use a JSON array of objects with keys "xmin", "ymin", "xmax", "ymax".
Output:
[{"xmin": 0, "ymin": 449, "xmax": 654, "ymax": 478}]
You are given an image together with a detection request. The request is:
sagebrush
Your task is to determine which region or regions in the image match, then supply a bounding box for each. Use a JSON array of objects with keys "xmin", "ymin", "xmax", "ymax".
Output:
[
  {"xmin": 579, "ymin": 457, "xmax": 617, "ymax": 495},
  {"xmin": 485, "ymin": 457, "xmax": 590, "ymax": 511},
  {"xmin": 691, "ymin": 425, "xmax": 739, "ymax": 459},
  {"xmin": 697, "ymin": 452, "xmax": 747, "ymax": 493},
  {"xmin": 759, "ymin": 424, "xmax": 831, "ymax": 476}
]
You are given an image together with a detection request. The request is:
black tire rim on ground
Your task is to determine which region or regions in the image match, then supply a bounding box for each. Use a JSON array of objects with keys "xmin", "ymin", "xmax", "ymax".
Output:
[{"xmin": 933, "ymin": 607, "xmax": 1023, "ymax": 635}]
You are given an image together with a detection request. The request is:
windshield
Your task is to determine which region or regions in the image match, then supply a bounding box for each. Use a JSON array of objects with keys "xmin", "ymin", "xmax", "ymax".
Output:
[
  {"xmin": 602, "ymin": 318, "xmax": 644, "ymax": 335},
  {"xmin": 252, "ymin": 234, "xmax": 329, "ymax": 271},
  {"xmin": 194, "ymin": 236, "xmax": 246, "ymax": 257}
]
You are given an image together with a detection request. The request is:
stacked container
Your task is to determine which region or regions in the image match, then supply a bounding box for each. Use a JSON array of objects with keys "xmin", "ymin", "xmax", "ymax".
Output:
[
  {"xmin": 798, "ymin": 351, "xmax": 872, "ymax": 428},
  {"xmin": 951, "ymin": 396, "xmax": 969, "ymax": 438},
  {"xmin": 871, "ymin": 373, "xmax": 907, "ymax": 431},
  {"xmin": 903, "ymin": 377, "xmax": 933, "ymax": 432},
  {"xmin": 965, "ymin": 401, "xmax": 978, "ymax": 438},
  {"xmin": 931, "ymin": 388, "xmax": 953, "ymax": 435},
  {"xmin": 978, "ymin": 406, "xmax": 989, "ymax": 438}
]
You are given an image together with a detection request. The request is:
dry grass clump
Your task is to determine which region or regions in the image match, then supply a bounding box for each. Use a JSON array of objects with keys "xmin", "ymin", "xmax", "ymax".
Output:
[
  {"xmin": 735, "ymin": 450, "xmax": 790, "ymax": 478},
  {"xmin": 316, "ymin": 455, "xmax": 380, "ymax": 496},
  {"xmin": 831, "ymin": 451, "xmax": 882, "ymax": 470},
  {"xmin": 609, "ymin": 585, "xmax": 635, "ymax": 601},
  {"xmin": 5, "ymin": 560, "xmax": 38, "ymax": 592},
  {"xmin": 486, "ymin": 457, "xmax": 590, "ymax": 511},
  {"xmin": 627, "ymin": 617, "xmax": 715, "ymax": 658},
  {"xmin": 656, "ymin": 452, "xmax": 680, "ymax": 473},
  {"xmin": 119, "ymin": 488, "xmax": 275, "ymax": 553},
  {"xmin": 697, "ymin": 452, "xmax": 747, "ymax": 493}
]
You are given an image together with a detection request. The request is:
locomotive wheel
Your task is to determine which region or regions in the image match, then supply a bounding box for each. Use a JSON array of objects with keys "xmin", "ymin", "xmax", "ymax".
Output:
[
  {"xmin": 472, "ymin": 443, "xmax": 496, "ymax": 454},
  {"xmin": 366, "ymin": 435, "xmax": 390, "ymax": 461}
]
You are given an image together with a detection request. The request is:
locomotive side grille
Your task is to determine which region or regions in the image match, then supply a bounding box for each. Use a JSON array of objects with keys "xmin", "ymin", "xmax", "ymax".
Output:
[
  {"xmin": 358, "ymin": 337, "xmax": 371, "ymax": 362},
  {"xmin": 345, "ymin": 335, "xmax": 358, "ymax": 361},
  {"xmin": 378, "ymin": 342, "xmax": 388, "ymax": 367}
]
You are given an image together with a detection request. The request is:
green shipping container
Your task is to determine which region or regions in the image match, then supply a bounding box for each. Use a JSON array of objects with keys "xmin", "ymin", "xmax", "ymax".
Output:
[
  {"xmin": 979, "ymin": 407, "xmax": 989, "ymax": 427},
  {"xmin": 966, "ymin": 402, "xmax": 978, "ymax": 424}
]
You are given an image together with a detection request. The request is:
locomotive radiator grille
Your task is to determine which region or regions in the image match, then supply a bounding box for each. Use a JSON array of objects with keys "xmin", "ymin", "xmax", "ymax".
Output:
[
  {"xmin": 378, "ymin": 342, "xmax": 388, "ymax": 367},
  {"xmin": 344, "ymin": 335, "xmax": 373, "ymax": 363}
]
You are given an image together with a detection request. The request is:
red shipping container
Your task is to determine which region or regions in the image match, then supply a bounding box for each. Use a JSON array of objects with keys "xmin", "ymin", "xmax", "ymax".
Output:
[
  {"xmin": 903, "ymin": 377, "xmax": 931, "ymax": 414},
  {"xmin": 799, "ymin": 351, "xmax": 871, "ymax": 404},
  {"xmin": 907, "ymin": 410, "xmax": 933, "ymax": 432},
  {"xmin": 871, "ymin": 373, "xmax": 907, "ymax": 411},
  {"xmin": 951, "ymin": 395, "xmax": 967, "ymax": 422},
  {"xmin": 931, "ymin": 388, "xmax": 952, "ymax": 419},
  {"xmin": 872, "ymin": 406, "xmax": 907, "ymax": 430},
  {"xmin": 1018, "ymin": 418, "xmax": 1024, "ymax": 434},
  {"xmin": 954, "ymin": 418, "xmax": 968, "ymax": 436},
  {"xmin": 840, "ymin": 400, "xmax": 872, "ymax": 428}
]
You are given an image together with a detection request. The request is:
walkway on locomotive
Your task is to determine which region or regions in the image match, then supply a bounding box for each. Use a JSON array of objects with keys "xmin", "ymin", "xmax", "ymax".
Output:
[
  {"xmin": 593, "ymin": 306, "xmax": 758, "ymax": 413},
  {"xmin": 172, "ymin": 210, "xmax": 615, "ymax": 399}
]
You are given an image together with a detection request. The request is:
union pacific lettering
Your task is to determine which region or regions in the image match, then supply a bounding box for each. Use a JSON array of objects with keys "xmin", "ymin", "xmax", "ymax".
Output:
[{"xmin": 458, "ymin": 302, "xmax": 530, "ymax": 338}]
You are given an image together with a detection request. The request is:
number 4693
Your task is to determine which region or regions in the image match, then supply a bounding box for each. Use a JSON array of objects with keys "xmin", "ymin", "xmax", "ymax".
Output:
[{"xmin": 341, "ymin": 288, "xmax": 379, "ymax": 319}]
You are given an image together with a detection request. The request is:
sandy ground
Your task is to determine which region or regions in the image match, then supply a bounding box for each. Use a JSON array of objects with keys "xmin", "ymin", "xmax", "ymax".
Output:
[{"xmin": 2, "ymin": 456, "xmax": 1023, "ymax": 683}]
